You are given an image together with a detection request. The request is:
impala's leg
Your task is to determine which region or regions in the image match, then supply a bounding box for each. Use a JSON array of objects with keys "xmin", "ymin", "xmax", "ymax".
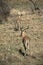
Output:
[
  {"xmin": 24, "ymin": 41, "xmax": 28, "ymax": 56},
  {"xmin": 22, "ymin": 40, "xmax": 26, "ymax": 56},
  {"xmin": 27, "ymin": 41, "xmax": 31, "ymax": 55},
  {"xmin": 25, "ymin": 40, "xmax": 30, "ymax": 56},
  {"xmin": 27, "ymin": 43, "xmax": 30, "ymax": 50},
  {"xmin": 24, "ymin": 49, "xmax": 27, "ymax": 56}
]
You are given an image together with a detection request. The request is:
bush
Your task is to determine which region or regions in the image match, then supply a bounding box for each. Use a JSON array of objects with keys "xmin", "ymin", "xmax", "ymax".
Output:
[{"xmin": 0, "ymin": 0, "xmax": 10, "ymax": 22}]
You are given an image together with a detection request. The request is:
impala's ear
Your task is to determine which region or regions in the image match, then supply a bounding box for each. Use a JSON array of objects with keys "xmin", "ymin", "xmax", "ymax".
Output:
[
  {"xmin": 20, "ymin": 29, "xmax": 23, "ymax": 36},
  {"xmin": 23, "ymin": 25, "xmax": 29, "ymax": 31}
]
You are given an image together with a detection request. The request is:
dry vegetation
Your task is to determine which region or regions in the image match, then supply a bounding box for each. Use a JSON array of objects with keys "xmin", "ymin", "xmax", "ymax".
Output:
[{"xmin": 0, "ymin": 0, "xmax": 43, "ymax": 65}]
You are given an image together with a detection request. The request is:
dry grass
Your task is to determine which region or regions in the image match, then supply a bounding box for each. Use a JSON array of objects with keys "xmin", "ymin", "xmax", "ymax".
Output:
[{"xmin": 0, "ymin": 2, "xmax": 43, "ymax": 65}]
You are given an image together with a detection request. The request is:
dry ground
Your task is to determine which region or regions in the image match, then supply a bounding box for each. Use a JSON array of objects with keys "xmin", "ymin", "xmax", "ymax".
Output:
[{"xmin": 0, "ymin": 3, "xmax": 43, "ymax": 65}]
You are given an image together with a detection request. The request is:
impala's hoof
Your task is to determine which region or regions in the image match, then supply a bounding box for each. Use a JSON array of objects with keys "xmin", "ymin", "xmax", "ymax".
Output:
[{"xmin": 19, "ymin": 49, "xmax": 24, "ymax": 56}]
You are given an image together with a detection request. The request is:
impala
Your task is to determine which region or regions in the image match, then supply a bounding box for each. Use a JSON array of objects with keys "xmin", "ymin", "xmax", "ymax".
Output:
[{"xmin": 20, "ymin": 27, "xmax": 30, "ymax": 56}]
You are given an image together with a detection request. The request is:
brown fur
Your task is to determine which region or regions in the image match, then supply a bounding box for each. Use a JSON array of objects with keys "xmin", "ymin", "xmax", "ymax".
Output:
[{"xmin": 21, "ymin": 31, "xmax": 30, "ymax": 56}]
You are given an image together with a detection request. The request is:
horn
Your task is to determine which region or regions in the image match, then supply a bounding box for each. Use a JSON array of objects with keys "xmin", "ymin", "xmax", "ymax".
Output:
[{"xmin": 23, "ymin": 25, "xmax": 29, "ymax": 31}]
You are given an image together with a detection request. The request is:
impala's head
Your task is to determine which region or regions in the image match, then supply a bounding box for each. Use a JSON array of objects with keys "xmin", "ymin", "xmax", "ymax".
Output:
[
  {"xmin": 21, "ymin": 31, "xmax": 26, "ymax": 38},
  {"xmin": 20, "ymin": 25, "xmax": 29, "ymax": 37},
  {"xmin": 20, "ymin": 27, "xmax": 23, "ymax": 36},
  {"xmin": 20, "ymin": 28, "xmax": 26, "ymax": 38}
]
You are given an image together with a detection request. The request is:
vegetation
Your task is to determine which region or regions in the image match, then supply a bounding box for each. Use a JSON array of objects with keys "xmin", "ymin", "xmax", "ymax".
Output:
[
  {"xmin": 0, "ymin": 0, "xmax": 43, "ymax": 65},
  {"xmin": 0, "ymin": 0, "xmax": 10, "ymax": 22}
]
